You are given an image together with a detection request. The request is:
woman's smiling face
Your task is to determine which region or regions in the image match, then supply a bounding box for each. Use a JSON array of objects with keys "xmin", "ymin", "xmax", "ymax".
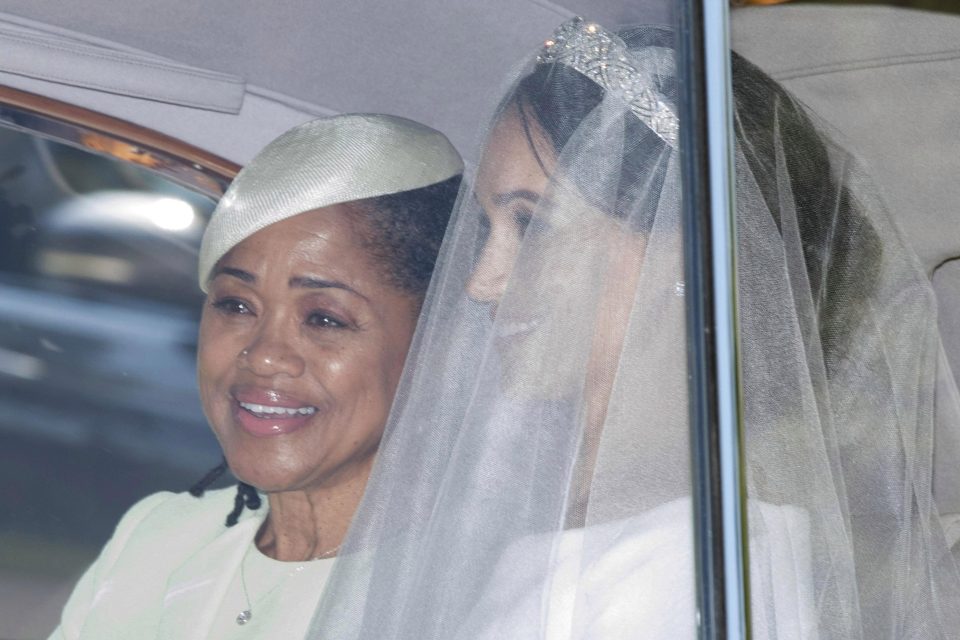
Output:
[{"xmin": 197, "ymin": 204, "xmax": 419, "ymax": 493}]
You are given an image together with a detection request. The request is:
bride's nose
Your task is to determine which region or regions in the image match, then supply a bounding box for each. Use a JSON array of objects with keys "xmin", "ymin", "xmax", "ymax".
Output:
[{"xmin": 466, "ymin": 236, "xmax": 515, "ymax": 306}]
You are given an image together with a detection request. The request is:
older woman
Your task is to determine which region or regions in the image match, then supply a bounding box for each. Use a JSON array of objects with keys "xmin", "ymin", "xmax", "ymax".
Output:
[{"xmin": 50, "ymin": 113, "xmax": 462, "ymax": 639}]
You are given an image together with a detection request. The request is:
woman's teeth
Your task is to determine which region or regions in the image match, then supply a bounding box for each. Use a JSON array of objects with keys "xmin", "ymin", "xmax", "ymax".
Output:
[{"xmin": 239, "ymin": 402, "xmax": 316, "ymax": 417}]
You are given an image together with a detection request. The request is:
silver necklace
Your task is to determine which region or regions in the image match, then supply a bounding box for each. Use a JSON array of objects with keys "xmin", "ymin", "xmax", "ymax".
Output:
[{"xmin": 235, "ymin": 543, "xmax": 341, "ymax": 625}]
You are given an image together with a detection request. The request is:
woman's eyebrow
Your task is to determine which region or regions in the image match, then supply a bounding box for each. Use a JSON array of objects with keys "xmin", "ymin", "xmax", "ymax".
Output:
[
  {"xmin": 493, "ymin": 189, "xmax": 540, "ymax": 207},
  {"xmin": 211, "ymin": 266, "xmax": 255, "ymax": 283},
  {"xmin": 289, "ymin": 276, "xmax": 369, "ymax": 302},
  {"xmin": 210, "ymin": 268, "xmax": 368, "ymax": 302}
]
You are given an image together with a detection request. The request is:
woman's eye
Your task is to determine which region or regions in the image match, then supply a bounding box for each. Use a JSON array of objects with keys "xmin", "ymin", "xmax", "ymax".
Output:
[
  {"xmin": 306, "ymin": 312, "xmax": 346, "ymax": 329},
  {"xmin": 211, "ymin": 298, "xmax": 253, "ymax": 316}
]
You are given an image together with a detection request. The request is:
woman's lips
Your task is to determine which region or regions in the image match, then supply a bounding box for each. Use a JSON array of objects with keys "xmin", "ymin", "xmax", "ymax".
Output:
[
  {"xmin": 238, "ymin": 402, "xmax": 316, "ymax": 416},
  {"xmin": 231, "ymin": 387, "xmax": 319, "ymax": 438}
]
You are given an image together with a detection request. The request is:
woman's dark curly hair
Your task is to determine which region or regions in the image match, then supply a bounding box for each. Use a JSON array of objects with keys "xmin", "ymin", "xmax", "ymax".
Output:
[{"xmin": 353, "ymin": 174, "xmax": 462, "ymax": 299}]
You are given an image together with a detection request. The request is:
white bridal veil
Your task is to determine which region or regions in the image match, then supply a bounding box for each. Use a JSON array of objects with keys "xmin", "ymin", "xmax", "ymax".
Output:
[{"xmin": 306, "ymin": 18, "xmax": 960, "ymax": 639}]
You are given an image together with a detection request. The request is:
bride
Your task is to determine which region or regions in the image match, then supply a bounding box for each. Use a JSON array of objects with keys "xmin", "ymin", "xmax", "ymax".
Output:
[{"xmin": 305, "ymin": 18, "xmax": 960, "ymax": 639}]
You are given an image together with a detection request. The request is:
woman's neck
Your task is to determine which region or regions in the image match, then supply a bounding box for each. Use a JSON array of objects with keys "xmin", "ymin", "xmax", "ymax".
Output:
[{"xmin": 256, "ymin": 456, "xmax": 373, "ymax": 562}]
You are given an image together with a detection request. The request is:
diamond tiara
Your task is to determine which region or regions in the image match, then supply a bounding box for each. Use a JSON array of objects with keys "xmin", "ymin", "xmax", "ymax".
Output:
[{"xmin": 537, "ymin": 18, "xmax": 678, "ymax": 147}]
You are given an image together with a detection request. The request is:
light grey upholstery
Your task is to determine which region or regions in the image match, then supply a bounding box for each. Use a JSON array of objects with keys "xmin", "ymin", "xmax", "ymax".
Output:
[
  {"xmin": 735, "ymin": 5, "xmax": 960, "ymax": 534},
  {"xmin": 733, "ymin": 5, "xmax": 960, "ymax": 274},
  {"xmin": 0, "ymin": 1, "xmax": 668, "ymax": 165}
]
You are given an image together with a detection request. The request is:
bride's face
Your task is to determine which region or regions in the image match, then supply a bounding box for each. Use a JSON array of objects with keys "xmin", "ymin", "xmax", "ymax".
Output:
[{"xmin": 468, "ymin": 102, "xmax": 647, "ymax": 404}]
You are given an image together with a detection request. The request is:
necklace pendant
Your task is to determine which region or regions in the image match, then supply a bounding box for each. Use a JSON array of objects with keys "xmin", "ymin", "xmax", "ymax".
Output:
[{"xmin": 236, "ymin": 609, "xmax": 252, "ymax": 625}]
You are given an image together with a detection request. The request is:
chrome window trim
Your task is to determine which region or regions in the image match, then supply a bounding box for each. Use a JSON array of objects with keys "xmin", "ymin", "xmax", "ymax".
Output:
[
  {"xmin": 0, "ymin": 85, "xmax": 237, "ymax": 198},
  {"xmin": 678, "ymin": 2, "xmax": 749, "ymax": 638}
]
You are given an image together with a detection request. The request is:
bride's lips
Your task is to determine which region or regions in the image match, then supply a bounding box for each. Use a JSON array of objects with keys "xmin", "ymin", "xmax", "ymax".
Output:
[
  {"xmin": 495, "ymin": 316, "xmax": 541, "ymax": 339},
  {"xmin": 231, "ymin": 386, "xmax": 319, "ymax": 438}
]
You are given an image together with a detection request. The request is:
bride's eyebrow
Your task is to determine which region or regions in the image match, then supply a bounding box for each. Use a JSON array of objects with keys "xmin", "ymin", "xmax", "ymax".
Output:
[{"xmin": 493, "ymin": 189, "xmax": 540, "ymax": 207}]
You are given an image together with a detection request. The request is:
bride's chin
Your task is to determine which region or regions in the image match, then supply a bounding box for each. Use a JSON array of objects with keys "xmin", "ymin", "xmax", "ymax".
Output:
[{"xmin": 499, "ymin": 341, "xmax": 583, "ymax": 402}]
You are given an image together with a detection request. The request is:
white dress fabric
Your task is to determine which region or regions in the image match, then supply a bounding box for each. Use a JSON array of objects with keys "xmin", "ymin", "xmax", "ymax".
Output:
[
  {"xmin": 49, "ymin": 488, "xmax": 332, "ymax": 640},
  {"xmin": 458, "ymin": 498, "xmax": 815, "ymax": 640},
  {"xmin": 208, "ymin": 546, "xmax": 333, "ymax": 639},
  {"xmin": 302, "ymin": 19, "xmax": 960, "ymax": 640}
]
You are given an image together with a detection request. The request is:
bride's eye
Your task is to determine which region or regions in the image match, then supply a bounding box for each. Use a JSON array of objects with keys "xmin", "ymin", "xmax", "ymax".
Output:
[
  {"xmin": 514, "ymin": 210, "xmax": 532, "ymax": 235},
  {"xmin": 514, "ymin": 209, "xmax": 550, "ymax": 239},
  {"xmin": 478, "ymin": 210, "xmax": 491, "ymax": 241},
  {"xmin": 473, "ymin": 210, "xmax": 492, "ymax": 266}
]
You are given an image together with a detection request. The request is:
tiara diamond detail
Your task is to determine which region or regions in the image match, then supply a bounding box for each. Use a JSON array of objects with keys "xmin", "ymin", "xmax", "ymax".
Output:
[{"xmin": 537, "ymin": 18, "xmax": 679, "ymax": 146}]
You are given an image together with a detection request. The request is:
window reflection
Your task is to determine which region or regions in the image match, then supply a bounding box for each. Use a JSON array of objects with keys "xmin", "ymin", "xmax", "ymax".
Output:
[{"xmin": 0, "ymin": 125, "xmax": 224, "ymax": 638}]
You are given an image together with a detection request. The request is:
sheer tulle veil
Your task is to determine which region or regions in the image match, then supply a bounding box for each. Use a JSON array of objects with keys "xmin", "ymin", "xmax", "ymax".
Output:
[{"xmin": 307, "ymin": 19, "xmax": 960, "ymax": 639}]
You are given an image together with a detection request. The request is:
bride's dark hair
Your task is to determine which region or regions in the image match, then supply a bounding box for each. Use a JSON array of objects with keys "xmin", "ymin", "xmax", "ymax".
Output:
[
  {"xmin": 508, "ymin": 26, "xmax": 881, "ymax": 375},
  {"xmin": 731, "ymin": 53, "xmax": 883, "ymax": 374}
]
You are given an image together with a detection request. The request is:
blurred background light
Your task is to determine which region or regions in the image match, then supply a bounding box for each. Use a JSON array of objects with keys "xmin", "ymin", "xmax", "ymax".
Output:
[{"xmin": 144, "ymin": 196, "xmax": 195, "ymax": 232}]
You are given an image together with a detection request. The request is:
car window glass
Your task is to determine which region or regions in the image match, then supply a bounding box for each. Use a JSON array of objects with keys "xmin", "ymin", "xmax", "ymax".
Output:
[{"xmin": 0, "ymin": 125, "xmax": 225, "ymax": 637}]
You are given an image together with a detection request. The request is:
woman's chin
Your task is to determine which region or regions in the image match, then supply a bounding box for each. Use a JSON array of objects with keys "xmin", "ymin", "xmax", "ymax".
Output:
[
  {"xmin": 231, "ymin": 469, "xmax": 306, "ymax": 494},
  {"xmin": 222, "ymin": 447, "xmax": 316, "ymax": 494}
]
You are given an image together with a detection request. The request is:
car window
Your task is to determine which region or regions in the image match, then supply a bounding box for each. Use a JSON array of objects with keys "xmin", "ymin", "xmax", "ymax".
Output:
[
  {"xmin": 729, "ymin": 2, "xmax": 960, "ymax": 638},
  {"xmin": 0, "ymin": 124, "xmax": 226, "ymax": 637}
]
